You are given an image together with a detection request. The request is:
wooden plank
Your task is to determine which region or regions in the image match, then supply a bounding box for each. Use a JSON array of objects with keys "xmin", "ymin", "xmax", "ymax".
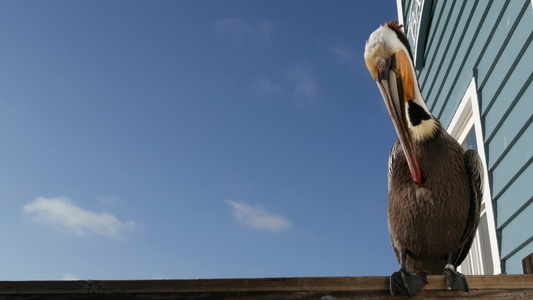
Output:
[
  {"xmin": 0, "ymin": 280, "xmax": 89, "ymax": 294},
  {"xmin": 0, "ymin": 275, "xmax": 532, "ymax": 299},
  {"xmin": 524, "ymin": 253, "xmax": 533, "ymax": 274}
]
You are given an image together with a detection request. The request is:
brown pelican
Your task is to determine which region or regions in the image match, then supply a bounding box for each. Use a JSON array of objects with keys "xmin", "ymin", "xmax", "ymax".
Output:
[{"xmin": 363, "ymin": 21, "xmax": 483, "ymax": 298}]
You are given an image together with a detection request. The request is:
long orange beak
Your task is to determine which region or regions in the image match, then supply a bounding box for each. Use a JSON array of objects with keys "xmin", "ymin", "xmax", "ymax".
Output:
[{"xmin": 376, "ymin": 50, "xmax": 422, "ymax": 185}]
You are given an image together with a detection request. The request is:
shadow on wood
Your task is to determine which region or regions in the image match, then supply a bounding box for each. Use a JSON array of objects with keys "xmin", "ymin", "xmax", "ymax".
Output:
[{"xmin": 0, "ymin": 275, "xmax": 532, "ymax": 299}]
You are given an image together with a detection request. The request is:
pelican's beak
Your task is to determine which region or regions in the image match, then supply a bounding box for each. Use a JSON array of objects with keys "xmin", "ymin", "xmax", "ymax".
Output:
[{"xmin": 375, "ymin": 50, "xmax": 422, "ymax": 185}]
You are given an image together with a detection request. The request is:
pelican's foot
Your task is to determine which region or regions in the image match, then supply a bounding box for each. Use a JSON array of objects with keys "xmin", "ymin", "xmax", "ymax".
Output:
[
  {"xmin": 444, "ymin": 267, "xmax": 469, "ymax": 293},
  {"xmin": 390, "ymin": 269, "xmax": 428, "ymax": 299}
]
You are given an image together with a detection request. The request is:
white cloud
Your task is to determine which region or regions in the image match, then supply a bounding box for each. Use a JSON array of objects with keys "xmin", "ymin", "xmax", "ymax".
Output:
[
  {"xmin": 286, "ymin": 61, "xmax": 318, "ymax": 105},
  {"xmin": 225, "ymin": 200, "xmax": 291, "ymax": 232},
  {"xmin": 331, "ymin": 46, "xmax": 356, "ymax": 65},
  {"xmin": 23, "ymin": 197, "xmax": 136, "ymax": 238},
  {"xmin": 215, "ymin": 18, "xmax": 273, "ymax": 43},
  {"xmin": 63, "ymin": 273, "xmax": 80, "ymax": 280}
]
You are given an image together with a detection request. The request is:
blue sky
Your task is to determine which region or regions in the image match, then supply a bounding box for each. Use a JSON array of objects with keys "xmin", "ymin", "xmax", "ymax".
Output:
[{"xmin": 0, "ymin": 1, "xmax": 401, "ymax": 280}]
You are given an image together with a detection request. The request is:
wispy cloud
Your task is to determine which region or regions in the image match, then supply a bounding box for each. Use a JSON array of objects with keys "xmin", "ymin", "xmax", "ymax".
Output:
[
  {"xmin": 215, "ymin": 18, "xmax": 253, "ymax": 43},
  {"xmin": 23, "ymin": 197, "xmax": 136, "ymax": 238},
  {"xmin": 256, "ymin": 20, "xmax": 274, "ymax": 42},
  {"xmin": 225, "ymin": 200, "xmax": 292, "ymax": 232},
  {"xmin": 97, "ymin": 195, "xmax": 120, "ymax": 205},
  {"xmin": 214, "ymin": 18, "xmax": 274, "ymax": 43},
  {"xmin": 286, "ymin": 61, "xmax": 318, "ymax": 105},
  {"xmin": 251, "ymin": 76, "xmax": 282, "ymax": 95},
  {"xmin": 331, "ymin": 46, "xmax": 356, "ymax": 65},
  {"xmin": 63, "ymin": 273, "xmax": 80, "ymax": 280}
]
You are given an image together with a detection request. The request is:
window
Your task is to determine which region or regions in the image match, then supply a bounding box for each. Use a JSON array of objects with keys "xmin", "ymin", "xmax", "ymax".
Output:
[
  {"xmin": 447, "ymin": 78, "xmax": 501, "ymax": 275},
  {"xmin": 396, "ymin": 0, "xmax": 433, "ymax": 69}
]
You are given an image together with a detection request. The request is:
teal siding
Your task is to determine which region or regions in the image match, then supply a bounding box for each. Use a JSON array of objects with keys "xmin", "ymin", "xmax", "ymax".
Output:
[
  {"xmin": 504, "ymin": 241, "xmax": 533, "ymax": 274},
  {"xmin": 427, "ymin": 1, "xmax": 469, "ymax": 121},
  {"xmin": 484, "ymin": 45, "xmax": 533, "ymax": 157},
  {"xmin": 497, "ymin": 163, "xmax": 533, "ymax": 228},
  {"xmin": 418, "ymin": 1, "xmax": 457, "ymax": 96},
  {"xmin": 487, "ymin": 84, "xmax": 533, "ymax": 195},
  {"xmin": 431, "ymin": 1, "xmax": 475, "ymax": 124},
  {"xmin": 500, "ymin": 202, "xmax": 533, "ymax": 263},
  {"xmin": 401, "ymin": 0, "xmax": 533, "ymax": 274}
]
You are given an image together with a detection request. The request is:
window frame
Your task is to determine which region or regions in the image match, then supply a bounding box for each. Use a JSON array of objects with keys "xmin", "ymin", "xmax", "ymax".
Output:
[
  {"xmin": 395, "ymin": 0, "xmax": 432, "ymax": 69},
  {"xmin": 447, "ymin": 77, "xmax": 501, "ymax": 275}
]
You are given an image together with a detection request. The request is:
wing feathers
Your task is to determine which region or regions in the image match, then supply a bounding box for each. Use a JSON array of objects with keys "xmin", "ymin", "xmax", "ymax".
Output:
[{"xmin": 453, "ymin": 149, "xmax": 484, "ymax": 267}]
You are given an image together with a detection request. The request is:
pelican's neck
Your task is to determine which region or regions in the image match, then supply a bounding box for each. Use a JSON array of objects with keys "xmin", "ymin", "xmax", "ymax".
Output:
[
  {"xmin": 406, "ymin": 84, "xmax": 437, "ymax": 142},
  {"xmin": 411, "ymin": 118, "xmax": 439, "ymax": 141}
]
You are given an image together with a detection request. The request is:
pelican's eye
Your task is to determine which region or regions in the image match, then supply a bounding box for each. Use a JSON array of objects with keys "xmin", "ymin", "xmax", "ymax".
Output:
[{"xmin": 377, "ymin": 58, "xmax": 385, "ymax": 71}]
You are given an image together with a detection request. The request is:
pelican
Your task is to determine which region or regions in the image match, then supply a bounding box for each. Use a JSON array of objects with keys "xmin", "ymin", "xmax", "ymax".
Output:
[{"xmin": 364, "ymin": 21, "xmax": 483, "ymax": 298}]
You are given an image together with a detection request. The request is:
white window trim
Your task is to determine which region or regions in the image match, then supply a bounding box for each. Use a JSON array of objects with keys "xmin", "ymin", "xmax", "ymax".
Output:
[
  {"xmin": 396, "ymin": 0, "xmax": 405, "ymax": 25},
  {"xmin": 447, "ymin": 77, "xmax": 501, "ymax": 275}
]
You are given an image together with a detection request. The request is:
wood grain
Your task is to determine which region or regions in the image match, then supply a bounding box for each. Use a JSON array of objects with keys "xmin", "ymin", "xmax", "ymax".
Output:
[{"xmin": 0, "ymin": 275, "xmax": 532, "ymax": 299}]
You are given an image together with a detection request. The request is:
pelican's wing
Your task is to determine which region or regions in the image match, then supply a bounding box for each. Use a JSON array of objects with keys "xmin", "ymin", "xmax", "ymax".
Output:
[
  {"xmin": 453, "ymin": 149, "xmax": 484, "ymax": 267},
  {"xmin": 388, "ymin": 140, "xmax": 402, "ymax": 194}
]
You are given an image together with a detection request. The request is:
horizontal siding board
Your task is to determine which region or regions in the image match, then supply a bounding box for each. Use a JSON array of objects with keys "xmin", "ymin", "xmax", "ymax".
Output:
[
  {"xmin": 439, "ymin": 82, "xmax": 470, "ymax": 127},
  {"xmin": 435, "ymin": 1, "xmax": 479, "ymax": 126},
  {"xmin": 423, "ymin": 0, "xmax": 439, "ymax": 63},
  {"xmin": 418, "ymin": 0, "xmax": 447, "ymax": 88},
  {"xmin": 502, "ymin": 241, "xmax": 533, "ymax": 274},
  {"xmin": 486, "ymin": 75, "xmax": 533, "ymax": 171},
  {"xmin": 419, "ymin": 0, "xmax": 454, "ymax": 97},
  {"xmin": 477, "ymin": 1, "xmax": 527, "ymax": 113},
  {"xmin": 500, "ymin": 202, "xmax": 533, "ymax": 259},
  {"xmin": 490, "ymin": 123, "xmax": 533, "ymax": 197},
  {"xmin": 468, "ymin": 1, "xmax": 507, "ymax": 73},
  {"xmin": 420, "ymin": 0, "xmax": 502, "ymax": 121},
  {"xmin": 424, "ymin": 2, "xmax": 463, "ymax": 114},
  {"xmin": 430, "ymin": 1, "xmax": 473, "ymax": 121},
  {"xmin": 438, "ymin": 0, "xmax": 492, "ymax": 126},
  {"xmin": 482, "ymin": 17, "xmax": 533, "ymax": 142},
  {"xmin": 496, "ymin": 163, "xmax": 533, "ymax": 228}
]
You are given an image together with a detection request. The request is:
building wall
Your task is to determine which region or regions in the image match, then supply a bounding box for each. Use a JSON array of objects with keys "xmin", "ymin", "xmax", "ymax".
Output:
[{"xmin": 399, "ymin": 0, "xmax": 533, "ymax": 274}]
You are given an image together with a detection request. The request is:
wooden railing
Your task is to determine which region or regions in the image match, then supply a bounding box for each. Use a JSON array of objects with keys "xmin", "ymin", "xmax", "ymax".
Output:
[{"xmin": 0, "ymin": 275, "xmax": 532, "ymax": 299}]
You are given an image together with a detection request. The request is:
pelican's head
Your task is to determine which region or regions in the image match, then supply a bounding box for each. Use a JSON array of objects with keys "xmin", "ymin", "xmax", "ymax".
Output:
[{"xmin": 364, "ymin": 21, "xmax": 436, "ymax": 185}]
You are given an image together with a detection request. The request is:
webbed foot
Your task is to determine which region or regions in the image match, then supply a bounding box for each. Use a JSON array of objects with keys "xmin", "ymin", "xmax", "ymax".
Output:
[
  {"xmin": 444, "ymin": 267, "xmax": 469, "ymax": 293},
  {"xmin": 390, "ymin": 269, "xmax": 428, "ymax": 299}
]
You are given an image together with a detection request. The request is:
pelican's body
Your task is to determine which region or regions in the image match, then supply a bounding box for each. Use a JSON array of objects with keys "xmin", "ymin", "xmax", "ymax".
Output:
[
  {"xmin": 388, "ymin": 123, "xmax": 479, "ymax": 274},
  {"xmin": 364, "ymin": 21, "xmax": 483, "ymax": 298}
]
